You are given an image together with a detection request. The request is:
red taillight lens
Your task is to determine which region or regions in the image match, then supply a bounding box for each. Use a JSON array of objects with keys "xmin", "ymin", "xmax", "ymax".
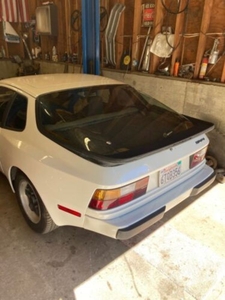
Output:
[
  {"xmin": 190, "ymin": 147, "xmax": 207, "ymax": 169},
  {"xmin": 89, "ymin": 177, "xmax": 149, "ymax": 210}
]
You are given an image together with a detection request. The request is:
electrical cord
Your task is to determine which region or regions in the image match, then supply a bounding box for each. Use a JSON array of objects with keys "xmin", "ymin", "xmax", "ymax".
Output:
[
  {"xmin": 162, "ymin": 0, "xmax": 190, "ymax": 52},
  {"xmin": 160, "ymin": 0, "xmax": 190, "ymax": 15}
]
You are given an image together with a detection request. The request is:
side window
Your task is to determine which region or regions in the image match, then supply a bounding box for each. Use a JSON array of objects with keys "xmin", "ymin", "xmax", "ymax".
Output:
[
  {"xmin": 5, "ymin": 94, "xmax": 28, "ymax": 131},
  {"xmin": 0, "ymin": 88, "xmax": 16, "ymax": 126},
  {"xmin": 0, "ymin": 101, "xmax": 9, "ymax": 125}
]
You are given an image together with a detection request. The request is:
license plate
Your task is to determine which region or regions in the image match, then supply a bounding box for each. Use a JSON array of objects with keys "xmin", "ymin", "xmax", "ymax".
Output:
[{"xmin": 159, "ymin": 161, "xmax": 181, "ymax": 186}]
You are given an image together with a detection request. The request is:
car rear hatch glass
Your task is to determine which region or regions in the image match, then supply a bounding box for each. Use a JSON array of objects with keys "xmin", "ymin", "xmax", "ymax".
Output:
[{"xmin": 36, "ymin": 84, "xmax": 214, "ymax": 166}]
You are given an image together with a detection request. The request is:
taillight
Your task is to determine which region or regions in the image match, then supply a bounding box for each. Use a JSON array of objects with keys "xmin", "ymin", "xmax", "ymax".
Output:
[
  {"xmin": 89, "ymin": 177, "xmax": 149, "ymax": 210},
  {"xmin": 190, "ymin": 147, "xmax": 207, "ymax": 169}
]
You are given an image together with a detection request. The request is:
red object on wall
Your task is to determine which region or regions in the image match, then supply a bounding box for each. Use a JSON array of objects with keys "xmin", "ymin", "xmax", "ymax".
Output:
[
  {"xmin": 173, "ymin": 60, "xmax": 180, "ymax": 77},
  {"xmin": 199, "ymin": 56, "xmax": 208, "ymax": 79},
  {"xmin": 142, "ymin": 3, "xmax": 155, "ymax": 27},
  {"xmin": 0, "ymin": 0, "xmax": 30, "ymax": 23}
]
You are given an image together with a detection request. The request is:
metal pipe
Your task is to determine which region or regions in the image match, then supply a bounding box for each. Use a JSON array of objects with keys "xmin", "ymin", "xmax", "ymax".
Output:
[
  {"xmin": 138, "ymin": 26, "xmax": 151, "ymax": 71},
  {"xmin": 22, "ymin": 33, "xmax": 32, "ymax": 61}
]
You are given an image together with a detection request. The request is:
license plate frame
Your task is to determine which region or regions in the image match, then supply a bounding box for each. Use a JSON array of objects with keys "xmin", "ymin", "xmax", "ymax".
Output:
[{"xmin": 159, "ymin": 161, "xmax": 182, "ymax": 186}]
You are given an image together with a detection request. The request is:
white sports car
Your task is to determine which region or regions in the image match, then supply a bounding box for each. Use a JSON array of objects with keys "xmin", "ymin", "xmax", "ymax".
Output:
[{"xmin": 0, "ymin": 74, "xmax": 215, "ymax": 239}]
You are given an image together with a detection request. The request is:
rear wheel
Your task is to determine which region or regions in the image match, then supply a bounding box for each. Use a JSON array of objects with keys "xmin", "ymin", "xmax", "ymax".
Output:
[{"xmin": 15, "ymin": 173, "xmax": 57, "ymax": 234}]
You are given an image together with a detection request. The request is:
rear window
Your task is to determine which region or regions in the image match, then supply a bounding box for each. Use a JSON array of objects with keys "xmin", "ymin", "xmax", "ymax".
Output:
[{"xmin": 36, "ymin": 84, "xmax": 213, "ymax": 165}]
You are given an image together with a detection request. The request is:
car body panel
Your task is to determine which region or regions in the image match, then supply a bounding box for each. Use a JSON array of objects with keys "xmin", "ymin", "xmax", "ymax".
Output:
[
  {"xmin": 0, "ymin": 74, "xmax": 122, "ymax": 98},
  {"xmin": 84, "ymin": 165, "xmax": 215, "ymax": 239},
  {"xmin": 0, "ymin": 74, "xmax": 215, "ymax": 239}
]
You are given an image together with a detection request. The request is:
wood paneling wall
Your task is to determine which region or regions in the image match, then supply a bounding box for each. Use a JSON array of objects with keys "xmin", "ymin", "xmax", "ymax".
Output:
[{"xmin": 1, "ymin": 0, "xmax": 225, "ymax": 82}]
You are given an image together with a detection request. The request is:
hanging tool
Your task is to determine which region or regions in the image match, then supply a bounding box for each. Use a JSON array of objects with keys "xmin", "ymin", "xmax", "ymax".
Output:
[
  {"xmin": 100, "ymin": 6, "xmax": 108, "ymax": 32},
  {"xmin": 141, "ymin": 38, "xmax": 152, "ymax": 71},
  {"xmin": 71, "ymin": 10, "xmax": 82, "ymax": 32},
  {"xmin": 105, "ymin": 3, "xmax": 125, "ymax": 66},
  {"xmin": 206, "ymin": 50, "xmax": 225, "ymax": 77},
  {"xmin": 208, "ymin": 38, "xmax": 220, "ymax": 64},
  {"xmin": 21, "ymin": 33, "xmax": 32, "ymax": 61},
  {"xmin": 138, "ymin": 26, "xmax": 151, "ymax": 71}
]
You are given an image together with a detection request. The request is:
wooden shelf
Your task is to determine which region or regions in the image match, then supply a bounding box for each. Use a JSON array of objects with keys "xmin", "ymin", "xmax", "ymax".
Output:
[{"xmin": 2, "ymin": 0, "xmax": 223, "ymax": 82}]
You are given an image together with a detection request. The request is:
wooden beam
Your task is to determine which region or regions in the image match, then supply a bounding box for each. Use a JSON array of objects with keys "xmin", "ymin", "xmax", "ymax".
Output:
[
  {"xmin": 170, "ymin": 0, "xmax": 187, "ymax": 76},
  {"xmin": 149, "ymin": 0, "xmax": 164, "ymax": 74},
  {"xmin": 115, "ymin": 0, "xmax": 125, "ymax": 69},
  {"xmin": 221, "ymin": 61, "xmax": 225, "ymax": 83},
  {"xmin": 193, "ymin": 0, "xmax": 214, "ymax": 79},
  {"xmin": 65, "ymin": 0, "xmax": 72, "ymax": 54},
  {"xmin": 131, "ymin": 0, "xmax": 142, "ymax": 71}
]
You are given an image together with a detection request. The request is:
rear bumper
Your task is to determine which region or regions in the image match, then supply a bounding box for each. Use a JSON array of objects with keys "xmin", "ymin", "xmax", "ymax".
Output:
[
  {"xmin": 116, "ymin": 170, "xmax": 216, "ymax": 240},
  {"xmin": 116, "ymin": 206, "xmax": 166, "ymax": 240},
  {"xmin": 190, "ymin": 170, "xmax": 216, "ymax": 196},
  {"xmin": 84, "ymin": 165, "xmax": 216, "ymax": 240}
]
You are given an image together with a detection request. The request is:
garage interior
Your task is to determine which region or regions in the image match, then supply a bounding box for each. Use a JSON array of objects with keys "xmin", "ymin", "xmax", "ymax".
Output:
[{"xmin": 0, "ymin": 0, "xmax": 225, "ymax": 299}]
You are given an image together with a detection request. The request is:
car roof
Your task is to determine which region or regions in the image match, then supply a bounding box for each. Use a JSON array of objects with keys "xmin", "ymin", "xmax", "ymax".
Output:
[{"xmin": 0, "ymin": 73, "xmax": 123, "ymax": 98}]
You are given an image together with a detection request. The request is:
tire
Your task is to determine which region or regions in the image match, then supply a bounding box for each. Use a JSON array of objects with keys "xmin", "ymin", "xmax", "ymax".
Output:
[
  {"xmin": 216, "ymin": 169, "xmax": 225, "ymax": 184},
  {"xmin": 15, "ymin": 173, "xmax": 57, "ymax": 234},
  {"xmin": 206, "ymin": 155, "xmax": 217, "ymax": 169}
]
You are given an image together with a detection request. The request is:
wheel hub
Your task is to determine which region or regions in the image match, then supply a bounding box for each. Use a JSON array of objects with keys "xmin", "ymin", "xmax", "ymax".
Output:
[
  {"xmin": 25, "ymin": 186, "xmax": 39, "ymax": 215},
  {"xmin": 19, "ymin": 180, "xmax": 41, "ymax": 224}
]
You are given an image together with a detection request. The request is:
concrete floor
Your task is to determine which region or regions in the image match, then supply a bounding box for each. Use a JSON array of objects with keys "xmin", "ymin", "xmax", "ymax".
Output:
[{"xmin": 0, "ymin": 172, "xmax": 225, "ymax": 300}]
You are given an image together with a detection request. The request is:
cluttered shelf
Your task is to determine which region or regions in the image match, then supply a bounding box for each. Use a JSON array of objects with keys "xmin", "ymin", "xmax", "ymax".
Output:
[
  {"xmin": 0, "ymin": 0, "xmax": 225, "ymax": 83},
  {"xmin": 107, "ymin": 0, "xmax": 225, "ymax": 83}
]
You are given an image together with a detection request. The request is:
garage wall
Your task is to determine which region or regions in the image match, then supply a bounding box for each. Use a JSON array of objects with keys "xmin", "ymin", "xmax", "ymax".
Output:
[
  {"xmin": 103, "ymin": 70, "xmax": 224, "ymax": 127},
  {"xmin": 0, "ymin": 61, "xmax": 19, "ymax": 79}
]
